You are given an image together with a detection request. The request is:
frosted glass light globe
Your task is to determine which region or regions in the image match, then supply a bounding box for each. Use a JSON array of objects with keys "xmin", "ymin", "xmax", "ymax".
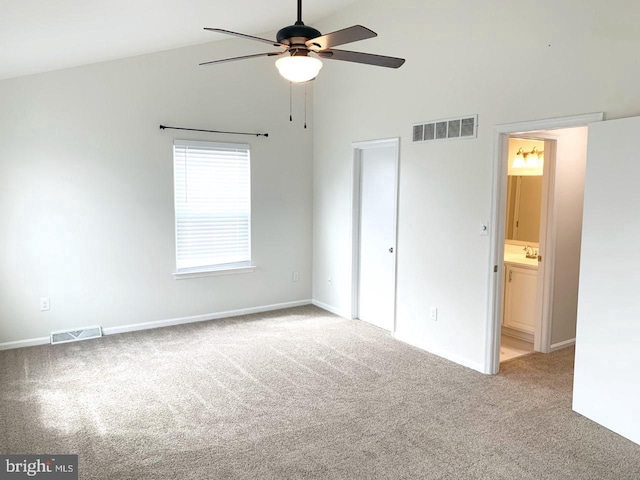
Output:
[{"xmin": 275, "ymin": 56, "xmax": 323, "ymax": 83}]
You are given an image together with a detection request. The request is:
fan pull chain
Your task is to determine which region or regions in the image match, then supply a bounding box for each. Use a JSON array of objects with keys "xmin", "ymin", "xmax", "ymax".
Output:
[
  {"xmin": 304, "ymin": 83, "xmax": 307, "ymax": 129},
  {"xmin": 289, "ymin": 82, "xmax": 293, "ymax": 122}
]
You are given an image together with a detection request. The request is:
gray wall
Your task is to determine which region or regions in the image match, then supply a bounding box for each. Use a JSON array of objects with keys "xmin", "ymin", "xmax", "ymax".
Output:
[
  {"xmin": 0, "ymin": 38, "xmax": 313, "ymax": 345},
  {"xmin": 312, "ymin": 0, "xmax": 640, "ymax": 371}
]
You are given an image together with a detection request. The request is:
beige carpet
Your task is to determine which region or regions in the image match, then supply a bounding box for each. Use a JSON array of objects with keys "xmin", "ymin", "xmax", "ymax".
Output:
[{"xmin": 1, "ymin": 305, "xmax": 639, "ymax": 479}]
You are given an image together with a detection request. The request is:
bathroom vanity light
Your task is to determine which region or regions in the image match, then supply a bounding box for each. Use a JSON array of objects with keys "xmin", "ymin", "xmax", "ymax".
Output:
[
  {"xmin": 512, "ymin": 146, "xmax": 544, "ymax": 175},
  {"xmin": 512, "ymin": 148, "xmax": 527, "ymax": 169}
]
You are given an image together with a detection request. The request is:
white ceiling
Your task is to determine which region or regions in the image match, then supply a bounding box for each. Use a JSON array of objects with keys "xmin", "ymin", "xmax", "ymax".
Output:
[{"xmin": 0, "ymin": 0, "xmax": 358, "ymax": 80}]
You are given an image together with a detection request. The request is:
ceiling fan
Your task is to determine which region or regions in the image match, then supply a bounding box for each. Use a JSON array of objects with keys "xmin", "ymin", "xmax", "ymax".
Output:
[{"xmin": 200, "ymin": 0, "xmax": 405, "ymax": 83}]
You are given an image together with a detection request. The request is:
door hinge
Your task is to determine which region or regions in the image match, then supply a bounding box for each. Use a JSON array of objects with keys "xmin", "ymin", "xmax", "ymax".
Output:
[
  {"xmin": 538, "ymin": 255, "xmax": 542, "ymax": 262},
  {"xmin": 493, "ymin": 265, "xmax": 498, "ymax": 273}
]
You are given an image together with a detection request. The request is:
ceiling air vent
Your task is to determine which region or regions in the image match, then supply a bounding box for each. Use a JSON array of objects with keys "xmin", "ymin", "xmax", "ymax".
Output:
[
  {"xmin": 413, "ymin": 114, "xmax": 478, "ymax": 143},
  {"xmin": 51, "ymin": 326, "xmax": 103, "ymax": 345}
]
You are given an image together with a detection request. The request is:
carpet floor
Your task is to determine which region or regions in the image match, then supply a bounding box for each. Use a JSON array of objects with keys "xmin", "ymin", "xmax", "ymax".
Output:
[{"xmin": 1, "ymin": 305, "xmax": 639, "ymax": 479}]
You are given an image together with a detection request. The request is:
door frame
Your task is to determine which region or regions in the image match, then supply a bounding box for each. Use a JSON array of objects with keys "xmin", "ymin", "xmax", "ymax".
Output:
[
  {"xmin": 351, "ymin": 137, "xmax": 401, "ymax": 332},
  {"xmin": 484, "ymin": 113, "xmax": 603, "ymax": 375}
]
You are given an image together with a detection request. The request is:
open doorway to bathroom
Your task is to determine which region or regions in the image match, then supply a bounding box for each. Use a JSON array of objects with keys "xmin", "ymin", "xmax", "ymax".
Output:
[
  {"xmin": 500, "ymin": 137, "xmax": 545, "ymax": 361},
  {"xmin": 486, "ymin": 113, "xmax": 603, "ymax": 374}
]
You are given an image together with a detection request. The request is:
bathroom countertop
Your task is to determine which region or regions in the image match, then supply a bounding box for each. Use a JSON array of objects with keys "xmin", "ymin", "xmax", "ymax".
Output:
[{"xmin": 504, "ymin": 253, "xmax": 538, "ymax": 268}]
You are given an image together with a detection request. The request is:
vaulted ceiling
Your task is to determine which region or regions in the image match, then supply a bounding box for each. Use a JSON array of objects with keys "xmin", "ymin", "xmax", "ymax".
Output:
[{"xmin": 0, "ymin": 0, "xmax": 357, "ymax": 80}]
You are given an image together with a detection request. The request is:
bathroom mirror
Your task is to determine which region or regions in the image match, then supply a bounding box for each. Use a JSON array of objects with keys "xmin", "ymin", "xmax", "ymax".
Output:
[{"xmin": 505, "ymin": 175, "xmax": 542, "ymax": 243}]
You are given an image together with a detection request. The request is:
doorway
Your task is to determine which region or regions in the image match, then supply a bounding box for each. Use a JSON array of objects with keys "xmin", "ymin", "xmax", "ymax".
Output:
[
  {"xmin": 485, "ymin": 113, "xmax": 603, "ymax": 374},
  {"xmin": 500, "ymin": 136, "xmax": 554, "ymax": 361},
  {"xmin": 351, "ymin": 138, "xmax": 400, "ymax": 332}
]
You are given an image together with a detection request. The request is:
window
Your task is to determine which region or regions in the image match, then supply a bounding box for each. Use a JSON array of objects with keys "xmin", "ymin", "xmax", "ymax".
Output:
[{"xmin": 173, "ymin": 140, "xmax": 252, "ymax": 277}]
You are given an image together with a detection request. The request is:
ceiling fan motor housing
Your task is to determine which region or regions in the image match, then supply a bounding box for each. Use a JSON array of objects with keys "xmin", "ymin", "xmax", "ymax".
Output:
[{"xmin": 276, "ymin": 24, "xmax": 321, "ymax": 46}]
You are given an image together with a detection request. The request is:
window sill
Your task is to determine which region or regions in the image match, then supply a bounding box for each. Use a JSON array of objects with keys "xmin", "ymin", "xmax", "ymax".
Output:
[{"xmin": 173, "ymin": 265, "xmax": 257, "ymax": 280}]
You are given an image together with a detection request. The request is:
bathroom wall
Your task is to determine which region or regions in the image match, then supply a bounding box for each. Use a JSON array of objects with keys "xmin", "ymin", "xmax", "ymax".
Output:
[{"xmin": 549, "ymin": 127, "xmax": 588, "ymax": 347}]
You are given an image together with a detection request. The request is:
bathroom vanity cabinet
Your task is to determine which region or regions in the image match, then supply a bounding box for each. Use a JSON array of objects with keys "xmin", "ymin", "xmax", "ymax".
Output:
[{"xmin": 503, "ymin": 262, "xmax": 538, "ymax": 335}]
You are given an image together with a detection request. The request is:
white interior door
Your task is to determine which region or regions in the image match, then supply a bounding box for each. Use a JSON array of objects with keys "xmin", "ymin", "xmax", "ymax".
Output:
[
  {"xmin": 356, "ymin": 143, "xmax": 398, "ymax": 331},
  {"xmin": 573, "ymin": 115, "xmax": 640, "ymax": 445}
]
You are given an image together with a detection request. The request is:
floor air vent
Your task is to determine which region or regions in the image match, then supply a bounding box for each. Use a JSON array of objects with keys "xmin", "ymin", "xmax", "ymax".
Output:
[
  {"xmin": 413, "ymin": 114, "xmax": 477, "ymax": 143},
  {"xmin": 50, "ymin": 326, "xmax": 103, "ymax": 345}
]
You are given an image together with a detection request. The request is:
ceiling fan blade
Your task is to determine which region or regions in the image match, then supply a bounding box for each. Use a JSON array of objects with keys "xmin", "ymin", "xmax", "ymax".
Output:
[
  {"xmin": 317, "ymin": 49, "xmax": 405, "ymax": 68},
  {"xmin": 306, "ymin": 25, "xmax": 376, "ymax": 51},
  {"xmin": 204, "ymin": 28, "xmax": 285, "ymax": 48},
  {"xmin": 199, "ymin": 51, "xmax": 285, "ymax": 66}
]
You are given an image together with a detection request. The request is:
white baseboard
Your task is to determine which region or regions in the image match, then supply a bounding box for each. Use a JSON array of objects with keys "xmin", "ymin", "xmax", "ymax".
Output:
[
  {"xmin": 550, "ymin": 338, "xmax": 576, "ymax": 352},
  {"xmin": 0, "ymin": 336, "xmax": 50, "ymax": 351},
  {"xmin": 311, "ymin": 299, "xmax": 352, "ymax": 319},
  {"xmin": 103, "ymin": 299, "xmax": 312, "ymax": 336},
  {"xmin": 0, "ymin": 300, "xmax": 312, "ymax": 351},
  {"xmin": 501, "ymin": 326, "xmax": 534, "ymax": 343},
  {"xmin": 393, "ymin": 330, "xmax": 485, "ymax": 373}
]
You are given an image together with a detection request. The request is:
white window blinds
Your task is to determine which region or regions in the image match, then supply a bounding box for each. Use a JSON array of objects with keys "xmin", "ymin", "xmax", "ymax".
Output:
[{"xmin": 173, "ymin": 140, "xmax": 251, "ymax": 272}]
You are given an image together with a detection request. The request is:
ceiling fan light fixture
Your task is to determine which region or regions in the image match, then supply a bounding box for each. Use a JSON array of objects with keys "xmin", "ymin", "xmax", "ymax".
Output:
[{"xmin": 275, "ymin": 55, "xmax": 322, "ymax": 83}]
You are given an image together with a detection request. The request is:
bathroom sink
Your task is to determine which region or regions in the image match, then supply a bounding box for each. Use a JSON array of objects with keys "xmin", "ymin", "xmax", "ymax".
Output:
[{"xmin": 504, "ymin": 253, "xmax": 538, "ymax": 267}]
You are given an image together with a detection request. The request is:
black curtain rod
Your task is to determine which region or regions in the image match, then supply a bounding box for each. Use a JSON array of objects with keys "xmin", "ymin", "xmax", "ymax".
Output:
[{"xmin": 159, "ymin": 125, "xmax": 268, "ymax": 137}]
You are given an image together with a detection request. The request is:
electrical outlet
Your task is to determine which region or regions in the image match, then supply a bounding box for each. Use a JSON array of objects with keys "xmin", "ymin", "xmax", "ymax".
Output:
[
  {"xmin": 40, "ymin": 297, "xmax": 50, "ymax": 311},
  {"xmin": 429, "ymin": 306, "xmax": 438, "ymax": 321},
  {"xmin": 292, "ymin": 271, "xmax": 299, "ymax": 282}
]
